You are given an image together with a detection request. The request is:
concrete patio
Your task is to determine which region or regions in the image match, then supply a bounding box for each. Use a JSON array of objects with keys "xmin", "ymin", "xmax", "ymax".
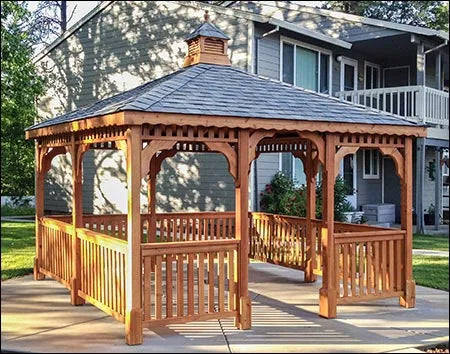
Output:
[{"xmin": 1, "ymin": 262, "xmax": 448, "ymax": 353}]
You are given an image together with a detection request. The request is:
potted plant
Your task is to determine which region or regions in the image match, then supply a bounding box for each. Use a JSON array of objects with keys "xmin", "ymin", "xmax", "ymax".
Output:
[{"xmin": 424, "ymin": 204, "xmax": 435, "ymax": 225}]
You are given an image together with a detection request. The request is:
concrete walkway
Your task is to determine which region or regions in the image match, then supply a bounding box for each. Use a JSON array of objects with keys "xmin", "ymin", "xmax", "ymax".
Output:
[{"xmin": 1, "ymin": 262, "xmax": 448, "ymax": 353}]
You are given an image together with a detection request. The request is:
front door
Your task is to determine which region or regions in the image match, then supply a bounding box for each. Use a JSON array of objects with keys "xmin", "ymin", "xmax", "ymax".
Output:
[{"xmin": 340, "ymin": 57, "xmax": 358, "ymax": 102}]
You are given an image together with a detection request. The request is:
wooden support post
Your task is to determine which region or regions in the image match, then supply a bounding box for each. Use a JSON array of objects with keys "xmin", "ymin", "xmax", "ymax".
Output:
[
  {"xmin": 400, "ymin": 137, "xmax": 416, "ymax": 308},
  {"xmin": 70, "ymin": 137, "xmax": 85, "ymax": 305},
  {"xmin": 319, "ymin": 134, "xmax": 337, "ymax": 319},
  {"xmin": 305, "ymin": 141, "xmax": 317, "ymax": 283},
  {"xmin": 34, "ymin": 143, "xmax": 45, "ymax": 281},
  {"xmin": 125, "ymin": 126, "xmax": 143, "ymax": 345},
  {"xmin": 235, "ymin": 129, "xmax": 251, "ymax": 330},
  {"xmin": 147, "ymin": 156, "xmax": 157, "ymax": 243}
]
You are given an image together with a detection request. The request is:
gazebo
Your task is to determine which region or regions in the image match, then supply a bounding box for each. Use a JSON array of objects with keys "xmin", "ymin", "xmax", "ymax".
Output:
[{"xmin": 26, "ymin": 15, "xmax": 426, "ymax": 345}]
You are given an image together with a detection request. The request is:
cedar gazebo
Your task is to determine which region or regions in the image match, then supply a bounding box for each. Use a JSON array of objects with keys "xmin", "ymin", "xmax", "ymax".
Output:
[{"xmin": 26, "ymin": 16, "xmax": 426, "ymax": 345}]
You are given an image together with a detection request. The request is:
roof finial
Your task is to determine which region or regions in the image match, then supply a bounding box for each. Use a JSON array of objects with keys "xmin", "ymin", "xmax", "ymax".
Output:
[{"xmin": 204, "ymin": 10, "xmax": 210, "ymax": 22}]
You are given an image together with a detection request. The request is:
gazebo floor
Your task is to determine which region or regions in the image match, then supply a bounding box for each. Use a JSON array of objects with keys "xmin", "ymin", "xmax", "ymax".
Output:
[{"xmin": 2, "ymin": 262, "xmax": 448, "ymax": 353}]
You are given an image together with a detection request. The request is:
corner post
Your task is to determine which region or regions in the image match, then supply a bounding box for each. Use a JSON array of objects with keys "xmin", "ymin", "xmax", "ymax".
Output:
[
  {"xmin": 400, "ymin": 137, "xmax": 416, "ymax": 308},
  {"xmin": 34, "ymin": 142, "xmax": 45, "ymax": 280},
  {"xmin": 235, "ymin": 129, "xmax": 251, "ymax": 330},
  {"xmin": 125, "ymin": 126, "xmax": 143, "ymax": 345},
  {"xmin": 319, "ymin": 134, "xmax": 337, "ymax": 319},
  {"xmin": 70, "ymin": 136, "xmax": 85, "ymax": 305},
  {"xmin": 305, "ymin": 141, "xmax": 317, "ymax": 283}
]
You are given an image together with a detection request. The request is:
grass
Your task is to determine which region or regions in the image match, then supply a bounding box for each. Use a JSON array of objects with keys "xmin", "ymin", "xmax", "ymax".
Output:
[
  {"xmin": 413, "ymin": 233, "xmax": 449, "ymax": 252},
  {"xmin": 1, "ymin": 221, "xmax": 35, "ymax": 280},
  {"xmin": 1, "ymin": 221, "xmax": 448, "ymax": 291},
  {"xmin": 413, "ymin": 255, "xmax": 449, "ymax": 291},
  {"xmin": 1, "ymin": 204, "xmax": 35, "ymax": 216}
]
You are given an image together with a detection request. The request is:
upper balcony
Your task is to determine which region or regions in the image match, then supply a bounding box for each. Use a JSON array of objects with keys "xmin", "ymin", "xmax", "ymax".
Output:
[{"xmin": 336, "ymin": 86, "xmax": 449, "ymax": 138}]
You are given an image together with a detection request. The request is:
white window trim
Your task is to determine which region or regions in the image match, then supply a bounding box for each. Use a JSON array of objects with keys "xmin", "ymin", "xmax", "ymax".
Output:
[
  {"xmin": 340, "ymin": 56, "xmax": 358, "ymax": 92},
  {"xmin": 382, "ymin": 65, "xmax": 411, "ymax": 87},
  {"xmin": 363, "ymin": 149, "xmax": 380, "ymax": 179},
  {"xmin": 279, "ymin": 35, "xmax": 333, "ymax": 95},
  {"xmin": 364, "ymin": 61, "xmax": 381, "ymax": 89}
]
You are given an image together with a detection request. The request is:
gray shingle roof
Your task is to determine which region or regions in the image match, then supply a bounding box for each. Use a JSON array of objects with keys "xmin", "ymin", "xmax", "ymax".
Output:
[
  {"xmin": 27, "ymin": 63, "xmax": 421, "ymax": 131},
  {"xmin": 185, "ymin": 21, "xmax": 230, "ymax": 41}
]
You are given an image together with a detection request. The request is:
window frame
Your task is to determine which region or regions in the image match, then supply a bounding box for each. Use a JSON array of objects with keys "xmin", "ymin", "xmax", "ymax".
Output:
[
  {"xmin": 279, "ymin": 35, "xmax": 333, "ymax": 95},
  {"xmin": 363, "ymin": 149, "xmax": 380, "ymax": 179},
  {"xmin": 339, "ymin": 56, "xmax": 358, "ymax": 92},
  {"xmin": 364, "ymin": 61, "xmax": 381, "ymax": 89}
]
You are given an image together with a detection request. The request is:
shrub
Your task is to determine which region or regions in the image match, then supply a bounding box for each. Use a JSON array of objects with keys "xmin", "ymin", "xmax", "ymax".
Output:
[{"xmin": 260, "ymin": 172, "xmax": 353, "ymax": 222}]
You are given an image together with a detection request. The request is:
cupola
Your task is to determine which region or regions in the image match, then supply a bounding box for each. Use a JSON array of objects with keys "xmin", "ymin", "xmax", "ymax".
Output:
[{"xmin": 183, "ymin": 11, "xmax": 231, "ymax": 67}]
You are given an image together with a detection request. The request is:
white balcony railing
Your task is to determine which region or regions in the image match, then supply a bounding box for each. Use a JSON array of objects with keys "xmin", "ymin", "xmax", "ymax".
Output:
[{"xmin": 336, "ymin": 85, "xmax": 449, "ymax": 127}]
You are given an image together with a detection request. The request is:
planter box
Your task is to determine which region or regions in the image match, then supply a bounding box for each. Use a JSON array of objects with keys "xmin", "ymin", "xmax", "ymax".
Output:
[{"xmin": 362, "ymin": 203, "xmax": 395, "ymax": 224}]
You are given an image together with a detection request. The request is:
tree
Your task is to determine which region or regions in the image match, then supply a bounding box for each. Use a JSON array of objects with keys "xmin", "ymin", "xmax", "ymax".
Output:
[
  {"xmin": 322, "ymin": 1, "xmax": 449, "ymax": 31},
  {"xmin": 1, "ymin": 1, "xmax": 45, "ymax": 196}
]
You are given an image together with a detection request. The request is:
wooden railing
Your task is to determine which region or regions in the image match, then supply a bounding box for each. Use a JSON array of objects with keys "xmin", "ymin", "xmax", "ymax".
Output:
[
  {"xmin": 141, "ymin": 239, "xmax": 239, "ymax": 327},
  {"xmin": 83, "ymin": 214, "xmax": 127, "ymax": 241},
  {"xmin": 334, "ymin": 229, "xmax": 406, "ymax": 304},
  {"xmin": 39, "ymin": 217, "xmax": 73, "ymax": 288},
  {"xmin": 336, "ymin": 85, "xmax": 449, "ymax": 127},
  {"xmin": 77, "ymin": 227, "xmax": 127, "ymax": 322}
]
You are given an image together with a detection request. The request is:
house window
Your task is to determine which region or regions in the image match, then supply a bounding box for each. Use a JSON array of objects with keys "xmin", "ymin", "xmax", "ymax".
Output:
[
  {"xmin": 363, "ymin": 149, "xmax": 380, "ymax": 179},
  {"xmin": 281, "ymin": 37, "xmax": 332, "ymax": 95}
]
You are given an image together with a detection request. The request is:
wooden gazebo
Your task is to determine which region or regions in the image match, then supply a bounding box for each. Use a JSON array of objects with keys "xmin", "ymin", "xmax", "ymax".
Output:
[{"xmin": 26, "ymin": 16, "xmax": 426, "ymax": 345}]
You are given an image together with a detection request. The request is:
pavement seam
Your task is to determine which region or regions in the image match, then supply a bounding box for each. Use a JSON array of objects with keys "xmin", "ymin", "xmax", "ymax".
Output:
[{"xmin": 6, "ymin": 315, "xmax": 110, "ymax": 341}]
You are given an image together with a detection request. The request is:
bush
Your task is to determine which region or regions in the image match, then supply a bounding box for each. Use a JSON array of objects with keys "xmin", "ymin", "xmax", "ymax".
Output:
[
  {"xmin": 1, "ymin": 204, "xmax": 35, "ymax": 216},
  {"xmin": 260, "ymin": 172, "xmax": 353, "ymax": 222}
]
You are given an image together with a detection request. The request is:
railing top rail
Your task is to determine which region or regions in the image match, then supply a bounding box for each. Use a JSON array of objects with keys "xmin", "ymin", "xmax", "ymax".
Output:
[
  {"xmin": 40, "ymin": 216, "xmax": 73, "ymax": 233},
  {"xmin": 141, "ymin": 239, "xmax": 239, "ymax": 256},
  {"xmin": 155, "ymin": 211, "xmax": 236, "ymax": 218},
  {"xmin": 336, "ymin": 85, "xmax": 423, "ymax": 95},
  {"xmin": 335, "ymin": 229, "xmax": 406, "ymax": 238},
  {"xmin": 424, "ymin": 86, "xmax": 450, "ymax": 96},
  {"xmin": 76, "ymin": 227, "xmax": 128, "ymax": 253}
]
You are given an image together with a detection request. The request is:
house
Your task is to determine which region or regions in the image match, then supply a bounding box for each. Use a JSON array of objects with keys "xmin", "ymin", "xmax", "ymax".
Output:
[{"xmin": 36, "ymin": 1, "xmax": 449, "ymax": 230}]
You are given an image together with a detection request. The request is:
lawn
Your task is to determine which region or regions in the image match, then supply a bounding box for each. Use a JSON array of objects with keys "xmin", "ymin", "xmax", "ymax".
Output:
[
  {"xmin": 1, "ymin": 221, "xmax": 35, "ymax": 280},
  {"xmin": 413, "ymin": 233, "xmax": 449, "ymax": 252},
  {"xmin": 1, "ymin": 221, "xmax": 449, "ymax": 291}
]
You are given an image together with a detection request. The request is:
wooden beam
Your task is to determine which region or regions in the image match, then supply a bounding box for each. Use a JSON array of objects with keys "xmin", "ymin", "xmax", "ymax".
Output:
[
  {"xmin": 319, "ymin": 133, "xmax": 337, "ymax": 319},
  {"xmin": 304, "ymin": 141, "xmax": 317, "ymax": 283},
  {"xmin": 125, "ymin": 126, "xmax": 143, "ymax": 345},
  {"xmin": 70, "ymin": 136, "xmax": 86, "ymax": 306},
  {"xmin": 33, "ymin": 143, "xmax": 45, "ymax": 281},
  {"xmin": 25, "ymin": 111, "xmax": 427, "ymax": 140},
  {"xmin": 248, "ymin": 130, "xmax": 276, "ymax": 166},
  {"xmin": 235, "ymin": 129, "xmax": 251, "ymax": 330},
  {"xmin": 400, "ymin": 137, "xmax": 415, "ymax": 309},
  {"xmin": 204, "ymin": 141, "xmax": 238, "ymax": 181},
  {"xmin": 334, "ymin": 146, "xmax": 359, "ymax": 179}
]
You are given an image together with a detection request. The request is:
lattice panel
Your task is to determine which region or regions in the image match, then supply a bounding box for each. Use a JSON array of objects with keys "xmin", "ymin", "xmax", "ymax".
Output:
[
  {"xmin": 38, "ymin": 134, "xmax": 71, "ymax": 148},
  {"xmin": 256, "ymin": 137, "xmax": 309, "ymax": 154},
  {"xmin": 76, "ymin": 126, "xmax": 127, "ymax": 144},
  {"xmin": 142, "ymin": 124, "xmax": 238, "ymax": 142},
  {"xmin": 337, "ymin": 134, "xmax": 405, "ymax": 147}
]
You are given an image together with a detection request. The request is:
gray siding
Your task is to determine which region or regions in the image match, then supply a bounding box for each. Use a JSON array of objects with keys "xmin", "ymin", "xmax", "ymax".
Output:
[
  {"xmin": 254, "ymin": 24, "xmax": 280, "ymax": 79},
  {"xmin": 230, "ymin": 2, "xmax": 403, "ymax": 42},
  {"xmin": 38, "ymin": 1, "xmax": 249, "ymax": 213},
  {"xmin": 254, "ymin": 153, "xmax": 280, "ymax": 211},
  {"xmin": 355, "ymin": 150, "xmax": 382, "ymax": 210}
]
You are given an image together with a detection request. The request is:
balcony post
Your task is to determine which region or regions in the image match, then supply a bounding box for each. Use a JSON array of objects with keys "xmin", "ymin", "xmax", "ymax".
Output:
[
  {"xmin": 125, "ymin": 126, "xmax": 143, "ymax": 345},
  {"xmin": 415, "ymin": 139, "xmax": 426, "ymax": 234},
  {"xmin": 435, "ymin": 148, "xmax": 442, "ymax": 230},
  {"xmin": 319, "ymin": 133, "xmax": 337, "ymax": 319}
]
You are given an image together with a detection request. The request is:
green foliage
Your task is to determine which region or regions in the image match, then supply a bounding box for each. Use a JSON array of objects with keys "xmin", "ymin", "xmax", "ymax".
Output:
[
  {"xmin": 1, "ymin": 204, "xmax": 35, "ymax": 216},
  {"xmin": 1, "ymin": 221, "xmax": 35, "ymax": 280},
  {"xmin": 260, "ymin": 172, "xmax": 353, "ymax": 222},
  {"xmin": 1, "ymin": 1, "xmax": 45, "ymax": 196},
  {"xmin": 322, "ymin": 1, "xmax": 449, "ymax": 31}
]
